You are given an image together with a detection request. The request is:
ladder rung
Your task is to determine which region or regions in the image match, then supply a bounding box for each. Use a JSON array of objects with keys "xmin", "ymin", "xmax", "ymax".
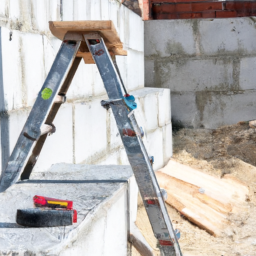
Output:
[
  {"xmin": 54, "ymin": 95, "xmax": 66, "ymax": 104},
  {"xmin": 40, "ymin": 124, "xmax": 56, "ymax": 136}
]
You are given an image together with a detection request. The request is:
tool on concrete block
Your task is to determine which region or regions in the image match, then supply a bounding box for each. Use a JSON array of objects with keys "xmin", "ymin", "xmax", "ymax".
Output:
[
  {"xmin": 0, "ymin": 21, "xmax": 182, "ymax": 256},
  {"xmin": 16, "ymin": 209, "xmax": 75, "ymax": 227},
  {"xmin": 16, "ymin": 195, "xmax": 77, "ymax": 227}
]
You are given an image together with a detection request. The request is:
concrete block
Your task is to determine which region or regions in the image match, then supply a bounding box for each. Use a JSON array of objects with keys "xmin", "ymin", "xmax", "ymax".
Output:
[
  {"xmin": 91, "ymin": 0, "xmax": 101, "ymax": 20},
  {"xmin": 108, "ymin": 1, "xmax": 118, "ymax": 30},
  {"xmin": 104, "ymin": 190, "xmax": 128, "ymax": 255},
  {"xmin": 43, "ymin": 35, "xmax": 56, "ymax": 75},
  {"xmin": 0, "ymin": 0, "xmax": 8, "ymax": 18},
  {"xmin": 171, "ymin": 92, "xmax": 199, "ymax": 128},
  {"xmin": 172, "ymin": 90, "xmax": 256, "ymax": 129},
  {"xmin": 145, "ymin": 20, "xmax": 196, "ymax": 58},
  {"xmin": 154, "ymin": 58, "xmax": 234, "ymax": 92},
  {"xmin": 163, "ymin": 123, "xmax": 173, "ymax": 165},
  {"xmin": 9, "ymin": 109, "xmax": 30, "ymax": 153},
  {"xmin": 20, "ymin": 32, "xmax": 45, "ymax": 107},
  {"xmin": 9, "ymin": 0, "xmax": 21, "ymax": 22},
  {"xmin": 116, "ymin": 55, "xmax": 128, "ymax": 90},
  {"xmin": 34, "ymin": 103, "xmax": 73, "ymax": 172},
  {"xmin": 119, "ymin": 147, "xmax": 129, "ymax": 165},
  {"xmin": 129, "ymin": 176, "xmax": 138, "ymax": 223},
  {"xmin": 144, "ymin": 59, "xmax": 154, "ymax": 87},
  {"xmin": 239, "ymin": 57, "xmax": 256, "ymax": 90},
  {"xmin": 31, "ymin": 0, "xmax": 48, "ymax": 32},
  {"xmin": 147, "ymin": 128, "xmax": 164, "ymax": 171},
  {"xmin": 74, "ymin": 99, "xmax": 107, "ymax": 164},
  {"xmin": 0, "ymin": 27, "xmax": 23, "ymax": 112},
  {"xmin": 98, "ymin": 151, "xmax": 119, "ymax": 165},
  {"xmin": 62, "ymin": 0, "xmax": 74, "ymax": 21},
  {"xmin": 67, "ymin": 62, "xmax": 94, "ymax": 100},
  {"xmin": 92, "ymin": 65, "xmax": 107, "ymax": 96},
  {"xmin": 73, "ymin": 0, "xmax": 88, "ymax": 20},
  {"xmin": 158, "ymin": 89, "xmax": 171, "ymax": 127},
  {"xmin": 100, "ymin": 0, "xmax": 109, "ymax": 20},
  {"xmin": 199, "ymin": 18, "xmax": 256, "ymax": 55},
  {"xmin": 127, "ymin": 49, "xmax": 144, "ymax": 91},
  {"xmin": 126, "ymin": 8, "xmax": 144, "ymax": 52}
]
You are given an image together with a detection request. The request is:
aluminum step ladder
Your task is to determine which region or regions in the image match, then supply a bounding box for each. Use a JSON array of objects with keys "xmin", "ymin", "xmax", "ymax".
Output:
[{"xmin": 0, "ymin": 30, "xmax": 183, "ymax": 256}]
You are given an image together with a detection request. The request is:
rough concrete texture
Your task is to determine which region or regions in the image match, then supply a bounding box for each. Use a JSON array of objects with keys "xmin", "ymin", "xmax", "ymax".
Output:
[
  {"xmin": 145, "ymin": 18, "xmax": 256, "ymax": 129},
  {"xmin": 0, "ymin": 163, "xmax": 137, "ymax": 255}
]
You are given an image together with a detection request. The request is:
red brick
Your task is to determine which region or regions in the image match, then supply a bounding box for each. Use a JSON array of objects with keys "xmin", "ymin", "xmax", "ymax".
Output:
[
  {"xmin": 178, "ymin": 12, "xmax": 202, "ymax": 19},
  {"xmin": 192, "ymin": 2, "xmax": 223, "ymax": 12},
  {"xmin": 202, "ymin": 11, "xmax": 216, "ymax": 18},
  {"xmin": 176, "ymin": 3, "xmax": 192, "ymax": 12},
  {"xmin": 216, "ymin": 10, "xmax": 237, "ymax": 18}
]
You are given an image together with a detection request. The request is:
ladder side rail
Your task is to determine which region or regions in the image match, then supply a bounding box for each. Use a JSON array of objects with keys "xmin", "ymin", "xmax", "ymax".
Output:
[
  {"xmin": 85, "ymin": 36, "xmax": 182, "ymax": 256},
  {"xmin": 21, "ymin": 57, "xmax": 82, "ymax": 180},
  {"xmin": 0, "ymin": 40, "xmax": 81, "ymax": 192}
]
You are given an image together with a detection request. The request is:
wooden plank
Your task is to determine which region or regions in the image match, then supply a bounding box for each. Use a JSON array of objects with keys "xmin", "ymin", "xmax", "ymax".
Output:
[
  {"xmin": 156, "ymin": 159, "xmax": 249, "ymax": 236},
  {"xmin": 49, "ymin": 21, "xmax": 127, "ymax": 56}
]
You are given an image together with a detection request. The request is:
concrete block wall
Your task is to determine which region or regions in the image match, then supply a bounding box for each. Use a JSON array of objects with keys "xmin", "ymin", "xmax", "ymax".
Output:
[
  {"xmin": 0, "ymin": 0, "xmax": 173, "ymax": 175},
  {"xmin": 145, "ymin": 18, "xmax": 256, "ymax": 129}
]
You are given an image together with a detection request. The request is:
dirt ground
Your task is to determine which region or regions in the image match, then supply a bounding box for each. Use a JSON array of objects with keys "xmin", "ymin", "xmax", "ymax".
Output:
[{"xmin": 133, "ymin": 123, "xmax": 256, "ymax": 256}]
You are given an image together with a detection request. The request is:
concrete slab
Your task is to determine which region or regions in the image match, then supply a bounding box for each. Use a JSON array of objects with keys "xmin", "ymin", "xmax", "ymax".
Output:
[{"xmin": 0, "ymin": 163, "xmax": 134, "ymax": 256}]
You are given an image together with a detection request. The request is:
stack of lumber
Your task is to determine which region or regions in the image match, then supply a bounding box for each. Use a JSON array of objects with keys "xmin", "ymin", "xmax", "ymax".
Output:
[{"xmin": 156, "ymin": 160, "xmax": 249, "ymax": 236}]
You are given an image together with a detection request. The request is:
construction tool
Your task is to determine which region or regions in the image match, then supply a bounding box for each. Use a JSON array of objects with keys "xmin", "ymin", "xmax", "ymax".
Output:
[
  {"xmin": 0, "ymin": 21, "xmax": 182, "ymax": 256},
  {"xmin": 16, "ymin": 195, "xmax": 77, "ymax": 227}
]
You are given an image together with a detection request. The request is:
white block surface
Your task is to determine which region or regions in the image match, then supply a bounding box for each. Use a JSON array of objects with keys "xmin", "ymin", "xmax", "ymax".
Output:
[
  {"xmin": 74, "ymin": 99, "xmax": 107, "ymax": 164},
  {"xmin": 147, "ymin": 128, "xmax": 164, "ymax": 171},
  {"xmin": 158, "ymin": 89, "xmax": 171, "ymax": 127},
  {"xmin": 34, "ymin": 103, "xmax": 73, "ymax": 172}
]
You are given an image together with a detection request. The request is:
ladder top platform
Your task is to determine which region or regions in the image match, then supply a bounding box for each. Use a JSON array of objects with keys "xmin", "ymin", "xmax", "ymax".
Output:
[{"xmin": 49, "ymin": 20, "xmax": 127, "ymax": 56}]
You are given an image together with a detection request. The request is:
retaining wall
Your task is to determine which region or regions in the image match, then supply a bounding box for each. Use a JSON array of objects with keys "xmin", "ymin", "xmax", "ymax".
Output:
[{"xmin": 145, "ymin": 18, "xmax": 256, "ymax": 129}]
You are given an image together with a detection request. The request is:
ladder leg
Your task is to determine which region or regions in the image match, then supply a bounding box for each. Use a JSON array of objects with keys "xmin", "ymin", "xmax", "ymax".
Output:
[
  {"xmin": 0, "ymin": 40, "xmax": 81, "ymax": 192},
  {"xmin": 20, "ymin": 57, "xmax": 82, "ymax": 180},
  {"xmin": 85, "ymin": 35, "xmax": 182, "ymax": 256}
]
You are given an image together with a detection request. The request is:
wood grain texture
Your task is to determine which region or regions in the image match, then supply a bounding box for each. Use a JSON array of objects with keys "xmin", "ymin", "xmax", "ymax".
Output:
[
  {"xmin": 49, "ymin": 21, "xmax": 127, "ymax": 56},
  {"xmin": 156, "ymin": 159, "xmax": 249, "ymax": 236}
]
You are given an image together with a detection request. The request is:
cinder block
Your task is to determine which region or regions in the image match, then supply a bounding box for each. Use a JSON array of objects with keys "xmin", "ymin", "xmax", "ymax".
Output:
[
  {"xmin": 9, "ymin": 0, "xmax": 21, "ymax": 22},
  {"xmin": 34, "ymin": 103, "xmax": 73, "ymax": 172},
  {"xmin": 108, "ymin": 0, "xmax": 118, "ymax": 29},
  {"xmin": 74, "ymin": 99, "xmax": 107, "ymax": 164},
  {"xmin": 171, "ymin": 91, "xmax": 200, "ymax": 128},
  {"xmin": 163, "ymin": 123, "xmax": 173, "ymax": 165},
  {"xmin": 91, "ymin": 0, "xmax": 101, "ymax": 20},
  {"xmin": 9, "ymin": 109, "xmax": 30, "ymax": 154},
  {"xmin": 147, "ymin": 128, "xmax": 164, "ymax": 171},
  {"xmin": 100, "ymin": 0, "xmax": 109, "ymax": 20},
  {"xmin": 31, "ymin": 0, "xmax": 48, "ymax": 32},
  {"xmin": 126, "ymin": 8, "xmax": 144, "ymax": 52},
  {"xmin": 129, "ymin": 176, "xmax": 138, "ymax": 222},
  {"xmin": 67, "ymin": 62, "xmax": 94, "ymax": 100},
  {"xmin": 116, "ymin": 55, "xmax": 128, "ymax": 90},
  {"xmin": 62, "ymin": 0, "xmax": 74, "ymax": 21},
  {"xmin": 73, "ymin": 0, "xmax": 88, "ymax": 20},
  {"xmin": 20, "ymin": 32, "xmax": 45, "ymax": 107},
  {"xmin": 158, "ymin": 89, "xmax": 171, "ymax": 127},
  {"xmin": 98, "ymin": 151, "xmax": 119, "ymax": 165},
  {"xmin": 119, "ymin": 148, "xmax": 129, "ymax": 165},
  {"xmin": 92, "ymin": 65, "xmax": 107, "ymax": 96},
  {"xmin": 239, "ymin": 57, "xmax": 256, "ymax": 90},
  {"xmin": 0, "ymin": 27, "xmax": 23, "ymax": 112},
  {"xmin": 145, "ymin": 20, "xmax": 196, "ymax": 58},
  {"xmin": 127, "ymin": 49, "xmax": 144, "ymax": 91},
  {"xmin": 199, "ymin": 18, "xmax": 256, "ymax": 55},
  {"xmin": 103, "ymin": 190, "xmax": 128, "ymax": 255},
  {"xmin": 144, "ymin": 59, "xmax": 155, "ymax": 88},
  {"xmin": 43, "ymin": 35, "xmax": 56, "ymax": 75},
  {"xmin": 153, "ymin": 58, "xmax": 234, "ymax": 92},
  {"xmin": 0, "ymin": 0, "xmax": 8, "ymax": 18}
]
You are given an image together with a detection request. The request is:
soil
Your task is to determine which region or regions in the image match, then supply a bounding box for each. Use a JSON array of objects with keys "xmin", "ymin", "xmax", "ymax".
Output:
[{"xmin": 133, "ymin": 123, "xmax": 256, "ymax": 256}]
